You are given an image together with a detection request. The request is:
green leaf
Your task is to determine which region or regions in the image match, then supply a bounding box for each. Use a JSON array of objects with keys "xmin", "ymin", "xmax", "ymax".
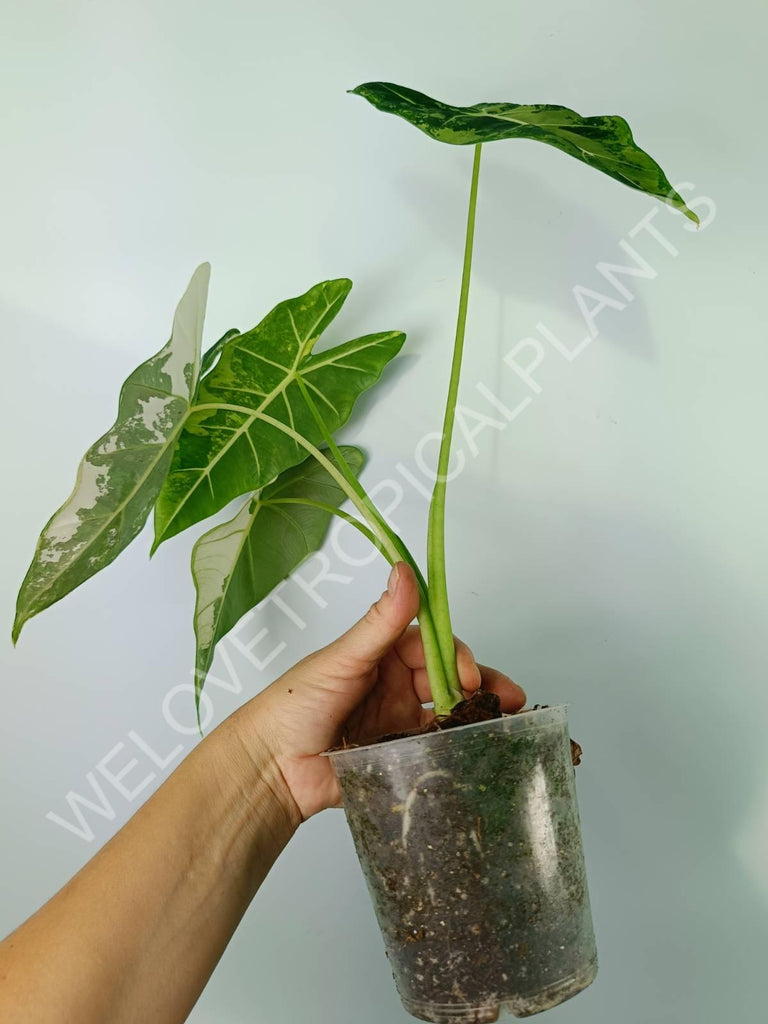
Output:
[
  {"xmin": 13, "ymin": 263, "xmax": 210, "ymax": 643},
  {"xmin": 153, "ymin": 279, "xmax": 404, "ymax": 547},
  {"xmin": 191, "ymin": 447, "xmax": 365, "ymax": 702},
  {"xmin": 350, "ymin": 82, "xmax": 698, "ymax": 223}
]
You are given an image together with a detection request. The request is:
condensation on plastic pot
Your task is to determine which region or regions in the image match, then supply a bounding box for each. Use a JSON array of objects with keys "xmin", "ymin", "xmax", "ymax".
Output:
[{"xmin": 326, "ymin": 706, "xmax": 597, "ymax": 1023}]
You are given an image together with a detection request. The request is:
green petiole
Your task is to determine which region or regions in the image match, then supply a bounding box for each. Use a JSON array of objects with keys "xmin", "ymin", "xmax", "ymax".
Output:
[{"xmin": 426, "ymin": 143, "xmax": 483, "ymax": 705}]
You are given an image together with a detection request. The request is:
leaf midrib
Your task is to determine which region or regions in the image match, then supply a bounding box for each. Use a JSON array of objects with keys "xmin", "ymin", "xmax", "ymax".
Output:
[
  {"xmin": 161, "ymin": 327, "xmax": 399, "ymax": 542},
  {"xmin": 383, "ymin": 86, "xmax": 612, "ymax": 134},
  {"xmin": 383, "ymin": 87, "xmax": 641, "ymax": 157},
  {"xmin": 160, "ymin": 297, "xmax": 337, "ymax": 539}
]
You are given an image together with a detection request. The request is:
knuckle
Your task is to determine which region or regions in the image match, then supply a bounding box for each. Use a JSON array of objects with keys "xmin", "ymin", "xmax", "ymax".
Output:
[{"xmin": 364, "ymin": 599, "xmax": 385, "ymax": 627}]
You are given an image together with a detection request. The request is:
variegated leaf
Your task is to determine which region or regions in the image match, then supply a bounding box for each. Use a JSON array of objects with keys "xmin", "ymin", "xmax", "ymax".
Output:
[
  {"xmin": 192, "ymin": 447, "xmax": 365, "ymax": 702},
  {"xmin": 13, "ymin": 263, "xmax": 210, "ymax": 642},
  {"xmin": 350, "ymin": 82, "xmax": 698, "ymax": 222},
  {"xmin": 153, "ymin": 279, "xmax": 404, "ymax": 547}
]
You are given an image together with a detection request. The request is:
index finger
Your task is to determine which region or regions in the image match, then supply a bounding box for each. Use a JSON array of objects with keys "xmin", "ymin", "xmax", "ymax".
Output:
[
  {"xmin": 477, "ymin": 664, "xmax": 526, "ymax": 712},
  {"xmin": 396, "ymin": 628, "xmax": 481, "ymax": 698}
]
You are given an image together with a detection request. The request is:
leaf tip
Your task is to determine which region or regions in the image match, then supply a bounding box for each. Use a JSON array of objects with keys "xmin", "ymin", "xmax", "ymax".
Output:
[
  {"xmin": 324, "ymin": 277, "xmax": 354, "ymax": 302},
  {"xmin": 12, "ymin": 594, "xmax": 30, "ymax": 646},
  {"xmin": 151, "ymin": 509, "xmax": 173, "ymax": 558},
  {"xmin": 186, "ymin": 262, "xmax": 212, "ymax": 300},
  {"xmin": 666, "ymin": 186, "xmax": 700, "ymax": 227},
  {"xmin": 684, "ymin": 206, "xmax": 700, "ymax": 228},
  {"xmin": 194, "ymin": 674, "xmax": 207, "ymax": 739}
]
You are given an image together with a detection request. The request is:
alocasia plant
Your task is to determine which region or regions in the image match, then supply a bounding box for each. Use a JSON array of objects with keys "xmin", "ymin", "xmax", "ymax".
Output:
[
  {"xmin": 14, "ymin": 82, "xmax": 697, "ymax": 725},
  {"xmin": 13, "ymin": 271, "xmax": 410, "ymax": 717}
]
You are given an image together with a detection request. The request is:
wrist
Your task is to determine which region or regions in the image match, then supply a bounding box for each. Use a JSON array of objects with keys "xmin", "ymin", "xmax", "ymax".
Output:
[{"xmin": 225, "ymin": 701, "xmax": 304, "ymax": 833}]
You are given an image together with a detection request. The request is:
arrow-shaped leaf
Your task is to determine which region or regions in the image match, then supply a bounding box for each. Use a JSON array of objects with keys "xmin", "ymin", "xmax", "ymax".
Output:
[
  {"xmin": 351, "ymin": 82, "xmax": 698, "ymax": 222},
  {"xmin": 153, "ymin": 279, "xmax": 404, "ymax": 547},
  {"xmin": 13, "ymin": 263, "xmax": 210, "ymax": 642},
  {"xmin": 192, "ymin": 447, "xmax": 365, "ymax": 702}
]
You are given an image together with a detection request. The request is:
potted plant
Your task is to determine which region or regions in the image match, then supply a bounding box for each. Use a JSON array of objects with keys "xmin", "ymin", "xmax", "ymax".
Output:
[{"xmin": 13, "ymin": 83, "xmax": 696, "ymax": 1023}]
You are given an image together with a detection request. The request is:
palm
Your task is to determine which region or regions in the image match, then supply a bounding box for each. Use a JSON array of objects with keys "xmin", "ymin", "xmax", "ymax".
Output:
[
  {"xmin": 343, "ymin": 633, "xmax": 452, "ymax": 743},
  {"xmin": 253, "ymin": 625, "xmax": 524, "ymax": 821}
]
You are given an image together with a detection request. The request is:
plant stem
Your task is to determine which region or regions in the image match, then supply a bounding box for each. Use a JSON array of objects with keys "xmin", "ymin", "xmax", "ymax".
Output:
[
  {"xmin": 294, "ymin": 380, "xmax": 454, "ymax": 708},
  {"xmin": 197, "ymin": 401, "xmax": 399, "ymax": 558},
  {"xmin": 426, "ymin": 142, "xmax": 482, "ymax": 709},
  {"xmin": 201, "ymin": 401, "xmax": 455, "ymax": 708},
  {"xmin": 296, "ymin": 379, "xmax": 423, "ymax": 579}
]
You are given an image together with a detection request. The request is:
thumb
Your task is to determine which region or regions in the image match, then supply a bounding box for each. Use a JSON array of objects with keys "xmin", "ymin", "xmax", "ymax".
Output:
[{"xmin": 318, "ymin": 562, "xmax": 420, "ymax": 677}]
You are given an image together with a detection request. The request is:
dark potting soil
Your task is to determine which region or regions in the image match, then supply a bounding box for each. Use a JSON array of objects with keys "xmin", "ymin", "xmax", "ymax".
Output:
[
  {"xmin": 362, "ymin": 690, "xmax": 504, "ymax": 746},
  {"xmin": 341, "ymin": 691, "xmax": 583, "ymax": 768},
  {"xmin": 334, "ymin": 705, "xmax": 596, "ymax": 1022}
]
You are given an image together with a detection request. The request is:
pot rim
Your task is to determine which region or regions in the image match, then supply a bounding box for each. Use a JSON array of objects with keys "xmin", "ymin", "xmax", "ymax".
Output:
[{"xmin": 321, "ymin": 703, "xmax": 569, "ymax": 760}]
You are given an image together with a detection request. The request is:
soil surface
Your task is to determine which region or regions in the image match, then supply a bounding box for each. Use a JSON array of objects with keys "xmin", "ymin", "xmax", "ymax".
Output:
[{"xmin": 341, "ymin": 692, "xmax": 583, "ymax": 767}]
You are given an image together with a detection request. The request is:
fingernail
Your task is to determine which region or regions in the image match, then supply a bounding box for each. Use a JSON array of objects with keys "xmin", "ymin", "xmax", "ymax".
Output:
[{"xmin": 387, "ymin": 563, "xmax": 400, "ymax": 596}]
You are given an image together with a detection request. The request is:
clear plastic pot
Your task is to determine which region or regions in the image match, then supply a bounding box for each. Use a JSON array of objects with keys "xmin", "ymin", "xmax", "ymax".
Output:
[{"xmin": 326, "ymin": 705, "xmax": 597, "ymax": 1023}]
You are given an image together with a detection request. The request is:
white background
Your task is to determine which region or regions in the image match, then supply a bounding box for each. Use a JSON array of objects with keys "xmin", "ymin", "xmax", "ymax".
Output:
[{"xmin": 2, "ymin": 2, "xmax": 767, "ymax": 1021}]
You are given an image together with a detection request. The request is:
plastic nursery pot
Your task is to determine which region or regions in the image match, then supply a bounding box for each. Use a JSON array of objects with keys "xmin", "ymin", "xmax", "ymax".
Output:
[{"xmin": 326, "ymin": 705, "xmax": 597, "ymax": 1023}]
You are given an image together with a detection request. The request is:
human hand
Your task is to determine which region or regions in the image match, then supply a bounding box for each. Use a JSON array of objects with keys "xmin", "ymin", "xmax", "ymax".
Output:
[{"xmin": 233, "ymin": 563, "xmax": 526, "ymax": 822}]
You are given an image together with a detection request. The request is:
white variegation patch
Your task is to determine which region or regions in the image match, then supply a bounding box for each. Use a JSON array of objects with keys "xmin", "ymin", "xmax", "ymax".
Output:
[
  {"xmin": 13, "ymin": 264, "xmax": 211, "ymax": 642},
  {"xmin": 42, "ymin": 459, "xmax": 111, "ymax": 554},
  {"xmin": 157, "ymin": 262, "xmax": 210, "ymax": 393},
  {"xmin": 136, "ymin": 395, "xmax": 175, "ymax": 444}
]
